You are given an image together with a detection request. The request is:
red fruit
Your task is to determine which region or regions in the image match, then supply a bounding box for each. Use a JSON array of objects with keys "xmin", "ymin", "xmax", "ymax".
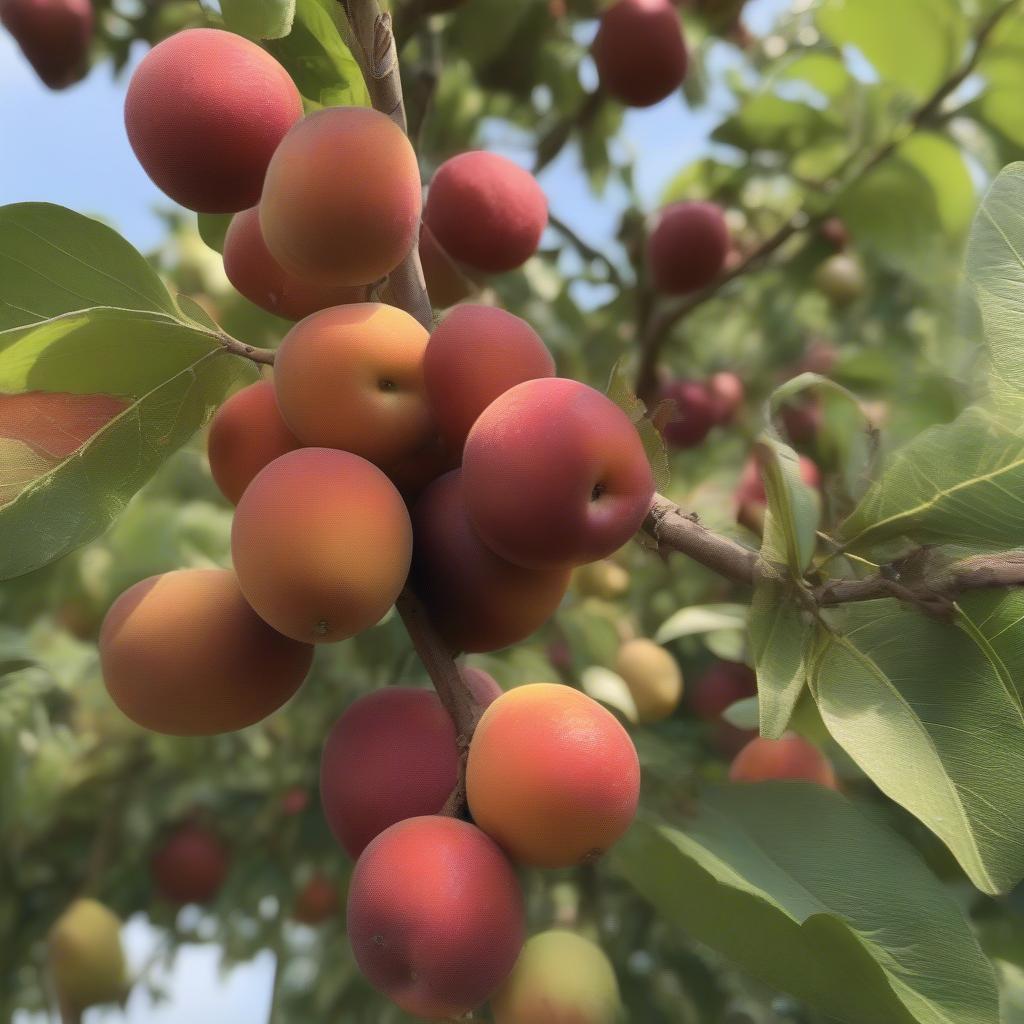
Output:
[
  {"xmin": 730, "ymin": 733, "xmax": 838, "ymax": 789},
  {"xmin": 780, "ymin": 396, "xmax": 823, "ymax": 445},
  {"xmin": 425, "ymin": 152, "xmax": 548, "ymax": 274},
  {"xmin": 462, "ymin": 666, "xmax": 503, "ymax": 707},
  {"xmin": 688, "ymin": 660, "xmax": 757, "ymax": 721},
  {"xmin": 223, "ymin": 207, "xmax": 364, "ymax": 321},
  {"xmin": 125, "ymin": 28, "xmax": 302, "ymax": 213},
  {"xmin": 424, "ymin": 304, "xmax": 555, "ymax": 453},
  {"xmin": 411, "ymin": 471, "xmax": 571, "ymax": 652},
  {"xmin": 280, "ymin": 786, "xmax": 310, "ymax": 816},
  {"xmin": 0, "ymin": 391, "xmax": 127, "ymax": 459},
  {"xmin": 320, "ymin": 688, "xmax": 460, "ymax": 859},
  {"xmin": 819, "ymin": 216, "xmax": 849, "ymax": 251},
  {"xmin": 659, "ymin": 379, "xmax": 717, "ymax": 448},
  {"xmin": 0, "ymin": 0, "xmax": 92, "ymax": 89},
  {"xmin": 462, "ymin": 378, "xmax": 656, "ymax": 570},
  {"xmin": 383, "ymin": 434, "xmax": 458, "ymax": 504},
  {"xmin": 347, "ymin": 816, "xmax": 524, "ymax": 1020},
  {"xmin": 647, "ymin": 201, "xmax": 730, "ymax": 294},
  {"xmin": 207, "ymin": 380, "xmax": 300, "ymax": 505},
  {"xmin": 706, "ymin": 371, "xmax": 744, "ymax": 424},
  {"xmin": 292, "ymin": 873, "xmax": 339, "ymax": 925},
  {"xmin": 592, "ymin": 0, "xmax": 687, "ymax": 108},
  {"xmin": 151, "ymin": 822, "xmax": 229, "ymax": 905},
  {"xmin": 736, "ymin": 453, "xmax": 820, "ymax": 507}
]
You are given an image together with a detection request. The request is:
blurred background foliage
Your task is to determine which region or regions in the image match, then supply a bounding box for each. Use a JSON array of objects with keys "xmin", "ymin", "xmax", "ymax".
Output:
[{"xmin": 5, "ymin": 0, "xmax": 1024, "ymax": 1021}]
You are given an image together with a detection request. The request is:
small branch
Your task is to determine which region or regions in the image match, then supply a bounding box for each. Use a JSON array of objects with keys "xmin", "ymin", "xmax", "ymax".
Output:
[
  {"xmin": 548, "ymin": 211, "xmax": 625, "ymax": 289},
  {"xmin": 533, "ymin": 90, "xmax": 604, "ymax": 176},
  {"xmin": 216, "ymin": 332, "xmax": 276, "ymax": 366}
]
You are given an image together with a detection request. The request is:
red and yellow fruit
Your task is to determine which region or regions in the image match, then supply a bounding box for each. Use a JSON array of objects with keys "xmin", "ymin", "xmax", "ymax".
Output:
[
  {"xmin": 99, "ymin": 568, "xmax": 312, "ymax": 735},
  {"xmin": 467, "ymin": 683, "xmax": 640, "ymax": 867},
  {"xmin": 232, "ymin": 449, "xmax": 412, "ymax": 643},
  {"xmin": 729, "ymin": 733, "xmax": 838, "ymax": 789},
  {"xmin": 615, "ymin": 638, "xmax": 683, "ymax": 723},
  {"xmin": 347, "ymin": 816, "xmax": 524, "ymax": 1020},
  {"xmin": 320, "ymin": 687, "xmax": 459, "ymax": 858},
  {"xmin": 125, "ymin": 28, "xmax": 302, "ymax": 212}
]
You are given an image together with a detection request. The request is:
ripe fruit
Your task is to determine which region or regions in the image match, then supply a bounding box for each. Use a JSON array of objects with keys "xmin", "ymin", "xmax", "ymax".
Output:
[
  {"xmin": 574, "ymin": 559, "xmax": 630, "ymax": 600},
  {"xmin": 232, "ymin": 449, "xmax": 412, "ymax": 643},
  {"xmin": 0, "ymin": 0, "xmax": 93, "ymax": 90},
  {"xmin": 659, "ymin": 378, "xmax": 717, "ymax": 448},
  {"xmin": 347, "ymin": 816, "xmax": 524, "ymax": 1020},
  {"xmin": 419, "ymin": 222, "xmax": 474, "ymax": 308},
  {"xmin": 780, "ymin": 394, "xmax": 823, "ymax": 445},
  {"xmin": 383, "ymin": 433, "xmax": 457, "ymax": 502},
  {"xmin": 260, "ymin": 107, "xmax": 422, "ymax": 286},
  {"xmin": 411, "ymin": 471, "xmax": 571, "ymax": 652},
  {"xmin": 280, "ymin": 786, "xmax": 310, "ymax": 816},
  {"xmin": 124, "ymin": 28, "xmax": 302, "ymax": 213},
  {"xmin": 615, "ymin": 638, "xmax": 683, "ymax": 723},
  {"xmin": 492, "ymin": 930, "xmax": 621, "ymax": 1024},
  {"xmin": 207, "ymin": 380, "xmax": 300, "ymax": 505},
  {"xmin": 151, "ymin": 822, "xmax": 230, "ymax": 905},
  {"xmin": 647, "ymin": 201, "xmax": 730, "ymax": 294},
  {"xmin": 688, "ymin": 659, "xmax": 757, "ymax": 755},
  {"xmin": 99, "ymin": 568, "xmax": 312, "ymax": 735},
  {"xmin": 707, "ymin": 370, "xmax": 744, "ymax": 424},
  {"xmin": 463, "ymin": 378, "xmax": 656, "ymax": 570},
  {"xmin": 592, "ymin": 0, "xmax": 687, "ymax": 108},
  {"xmin": 424, "ymin": 152, "xmax": 548, "ymax": 274},
  {"xmin": 48, "ymin": 899, "xmax": 127, "ymax": 1013},
  {"xmin": 467, "ymin": 683, "xmax": 640, "ymax": 867},
  {"xmin": 729, "ymin": 733, "xmax": 838, "ymax": 789},
  {"xmin": 814, "ymin": 253, "xmax": 866, "ymax": 305},
  {"xmin": 292, "ymin": 873, "xmax": 339, "ymax": 925},
  {"xmin": 223, "ymin": 207, "xmax": 364, "ymax": 321},
  {"xmin": 463, "ymin": 666, "xmax": 503, "ymax": 707},
  {"xmin": 274, "ymin": 303, "xmax": 432, "ymax": 466},
  {"xmin": 424, "ymin": 305, "xmax": 555, "ymax": 453},
  {"xmin": 320, "ymin": 687, "xmax": 459, "ymax": 859}
]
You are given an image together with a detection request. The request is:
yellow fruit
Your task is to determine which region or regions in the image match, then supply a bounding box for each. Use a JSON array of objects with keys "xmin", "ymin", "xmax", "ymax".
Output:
[
  {"xmin": 492, "ymin": 929, "xmax": 621, "ymax": 1024},
  {"xmin": 614, "ymin": 638, "xmax": 683, "ymax": 723},
  {"xmin": 574, "ymin": 560, "xmax": 630, "ymax": 600},
  {"xmin": 48, "ymin": 899, "xmax": 127, "ymax": 1012}
]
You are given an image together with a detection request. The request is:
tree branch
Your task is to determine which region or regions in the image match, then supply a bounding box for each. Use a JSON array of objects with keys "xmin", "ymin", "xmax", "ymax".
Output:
[
  {"xmin": 548, "ymin": 211, "xmax": 625, "ymax": 289},
  {"xmin": 216, "ymin": 331, "xmax": 277, "ymax": 366}
]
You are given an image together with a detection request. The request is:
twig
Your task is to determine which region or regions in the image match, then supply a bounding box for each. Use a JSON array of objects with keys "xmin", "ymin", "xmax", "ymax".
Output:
[
  {"xmin": 533, "ymin": 89, "xmax": 604, "ymax": 176},
  {"xmin": 216, "ymin": 331, "xmax": 276, "ymax": 366},
  {"xmin": 548, "ymin": 211, "xmax": 625, "ymax": 289}
]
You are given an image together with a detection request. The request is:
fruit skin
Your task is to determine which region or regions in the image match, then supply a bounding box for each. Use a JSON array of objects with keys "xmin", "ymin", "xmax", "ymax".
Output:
[
  {"xmin": 223, "ymin": 207, "xmax": 365, "ymax": 321},
  {"xmin": 125, "ymin": 28, "xmax": 302, "ymax": 213},
  {"xmin": 730, "ymin": 733, "xmax": 838, "ymax": 789},
  {"xmin": 593, "ymin": 0, "xmax": 686, "ymax": 108},
  {"xmin": 462, "ymin": 666, "xmax": 504, "ymax": 706},
  {"xmin": 280, "ymin": 786, "xmax": 310, "ymax": 816},
  {"xmin": 574, "ymin": 559, "xmax": 630, "ymax": 600},
  {"xmin": 814, "ymin": 253, "xmax": 866, "ymax": 305},
  {"xmin": 615, "ymin": 638, "xmax": 683, "ymax": 723},
  {"xmin": 0, "ymin": 0, "xmax": 93, "ymax": 90},
  {"xmin": 411, "ymin": 471, "xmax": 571, "ymax": 652},
  {"xmin": 819, "ymin": 216, "xmax": 849, "ymax": 251},
  {"xmin": 151, "ymin": 822, "xmax": 230, "ymax": 905},
  {"xmin": 491, "ymin": 929, "xmax": 621, "ymax": 1024},
  {"xmin": 424, "ymin": 151, "xmax": 548, "ymax": 274},
  {"xmin": 320, "ymin": 687, "xmax": 460, "ymax": 859},
  {"xmin": 647, "ymin": 201, "xmax": 730, "ymax": 294},
  {"xmin": 292, "ymin": 873, "xmax": 339, "ymax": 925},
  {"xmin": 383, "ymin": 433, "xmax": 458, "ymax": 503},
  {"xmin": 261, "ymin": 107, "xmax": 422, "ymax": 286},
  {"xmin": 347, "ymin": 816, "xmax": 524, "ymax": 1020},
  {"xmin": 274, "ymin": 303, "xmax": 432, "ymax": 466},
  {"xmin": 467, "ymin": 683, "xmax": 640, "ymax": 867},
  {"xmin": 207, "ymin": 380, "xmax": 300, "ymax": 505},
  {"xmin": 659, "ymin": 378, "xmax": 717, "ymax": 448},
  {"xmin": 688, "ymin": 659, "xmax": 757, "ymax": 755},
  {"xmin": 232, "ymin": 448, "xmax": 413, "ymax": 643},
  {"xmin": 424, "ymin": 304, "xmax": 555, "ymax": 453},
  {"xmin": 99, "ymin": 568, "xmax": 312, "ymax": 735},
  {"xmin": 419, "ymin": 222, "xmax": 474, "ymax": 308},
  {"xmin": 463, "ymin": 378, "xmax": 656, "ymax": 570},
  {"xmin": 48, "ymin": 899, "xmax": 127, "ymax": 1013},
  {"xmin": 780, "ymin": 394, "xmax": 823, "ymax": 446},
  {"xmin": 707, "ymin": 370, "xmax": 744, "ymax": 424}
]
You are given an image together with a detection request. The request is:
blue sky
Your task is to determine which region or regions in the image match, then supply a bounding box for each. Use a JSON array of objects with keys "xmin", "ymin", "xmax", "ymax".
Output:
[{"xmin": 2, "ymin": 2, "xmax": 786, "ymax": 1020}]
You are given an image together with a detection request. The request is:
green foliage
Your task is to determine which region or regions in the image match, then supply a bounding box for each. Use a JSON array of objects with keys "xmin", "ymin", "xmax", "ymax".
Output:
[{"xmin": 219, "ymin": 0, "xmax": 296, "ymax": 40}]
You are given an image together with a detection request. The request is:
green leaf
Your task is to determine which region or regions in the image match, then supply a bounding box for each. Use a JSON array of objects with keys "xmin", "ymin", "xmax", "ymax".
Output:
[
  {"xmin": 197, "ymin": 212, "xmax": 232, "ymax": 255},
  {"xmin": 266, "ymin": 0, "xmax": 370, "ymax": 109},
  {"xmin": 220, "ymin": 0, "xmax": 295, "ymax": 39},
  {"xmin": 0, "ymin": 203, "xmax": 178, "ymax": 330},
  {"xmin": 971, "ymin": 17, "xmax": 1024, "ymax": 149},
  {"xmin": 839, "ymin": 405, "xmax": 1024, "ymax": 557},
  {"xmin": 756, "ymin": 434, "xmax": 820, "ymax": 574},
  {"xmin": 713, "ymin": 93, "xmax": 839, "ymax": 154},
  {"xmin": 816, "ymin": 0, "xmax": 967, "ymax": 102},
  {"xmin": 615, "ymin": 786, "xmax": 999, "ymax": 1024},
  {"xmin": 811, "ymin": 599, "xmax": 1024, "ymax": 894},
  {"xmin": 966, "ymin": 163, "xmax": 1024, "ymax": 410},
  {"xmin": 654, "ymin": 603, "xmax": 748, "ymax": 644},
  {"xmin": 605, "ymin": 359, "xmax": 670, "ymax": 493},
  {"xmin": 0, "ymin": 309, "xmax": 257, "ymax": 578}
]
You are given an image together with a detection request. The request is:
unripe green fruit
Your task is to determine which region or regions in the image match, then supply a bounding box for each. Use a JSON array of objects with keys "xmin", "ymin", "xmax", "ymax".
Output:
[
  {"xmin": 48, "ymin": 899, "xmax": 127, "ymax": 1013},
  {"xmin": 814, "ymin": 253, "xmax": 866, "ymax": 305},
  {"xmin": 491, "ymin": 929, "xmax": 621, "ymax": 1024},
  {"xmin": 574, "ymin": 559, "xmax": 630, "ymax": 600},
  {"xmin": 614, "ymin": 637, "xmax": 683, "ymax": 723}
]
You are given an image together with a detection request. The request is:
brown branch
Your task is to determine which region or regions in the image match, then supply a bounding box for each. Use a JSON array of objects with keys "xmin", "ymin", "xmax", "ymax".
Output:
[
  {"xmin": 633, "ymin": 0, "xmax": 1019, "ymax": 402},
  {"xmin": 533, "ymin": 89, "xmax": 604, "ymax": 176},
  {"xmin": 548, "ymin": 211, "xmax": 625, "ymax": 289},
  {"xmin": 216, "ymin": 331, "xmax": 276, "ymax": 366}
]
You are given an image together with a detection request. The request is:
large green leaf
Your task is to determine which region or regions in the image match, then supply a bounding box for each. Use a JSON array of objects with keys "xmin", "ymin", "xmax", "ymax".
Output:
[
  {"xmin": 0, "ymin": 309, "xmax": 257, "ymax": 578},
  {"xmin": 0, "ymin": 204, "xmax": 178, "ymax": 330},
  {"xmin": 816, "ymin": 0, "xmax": 967, "ymax": 102},
  {"xmin": 220, "ymin": 0, "xmax": 295, "ymax": 39},
  {"xmin": 838, "ymin": 404, "xmax": 1024, "ymax": 557},
  {"xmin": 615, "ymin": 786, "xmax": 999, "ymax": 1024},
  {"xmin": 971, "ymin": 17, "xmax": 1024, "ymax": 149},
  {"xmin": 749, "ymin": 583, "xmax": 810, "ymax": 738},
  {"xmin": 756, "ymin": 434, "xmax": 819, "ymax": 575},
  {"xmin": 810, "ymin": 599, "xmax": 1024, "ymax": 894},
  {"xmin": 966, "ymin": 162, "xmax": 1024, "ymax": 410}
]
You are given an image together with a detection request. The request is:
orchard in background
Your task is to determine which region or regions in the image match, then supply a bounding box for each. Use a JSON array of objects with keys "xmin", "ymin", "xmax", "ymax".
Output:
[{"xmin": 4, "ymin": 1, "xmax": 1024, "ymax": 1022}]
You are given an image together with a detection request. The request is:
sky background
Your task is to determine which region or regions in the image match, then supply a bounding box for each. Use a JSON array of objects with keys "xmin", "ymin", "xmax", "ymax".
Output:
[{"xmin": 2, "ymin": 1, "xmax": 786, "ymax": 1020}]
